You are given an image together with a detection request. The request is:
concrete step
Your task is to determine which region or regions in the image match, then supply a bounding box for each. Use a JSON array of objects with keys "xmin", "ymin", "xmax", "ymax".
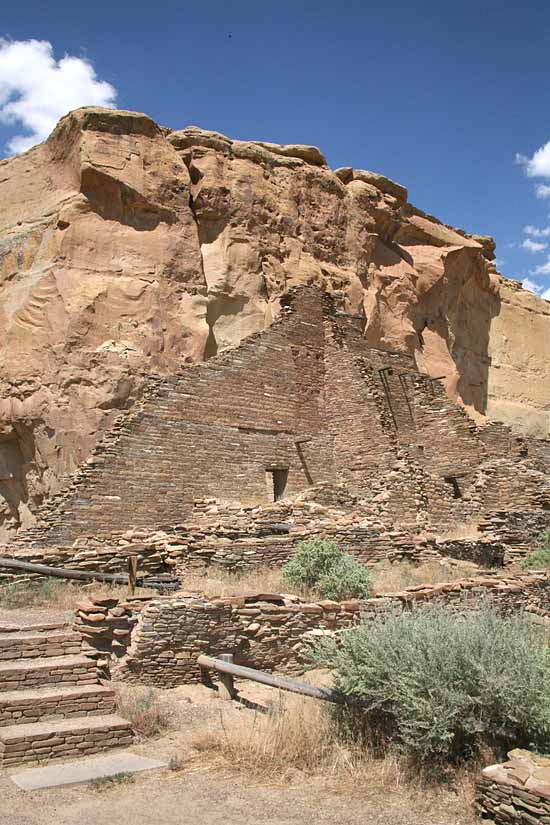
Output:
[
  {"xmin": 0, "ymin": 655, "xmax": 97, "ymax": 691},
  {"xmin": 0, "ymin": 631, "xmax": 82, "ymax": 661},
  {"xmin": 0, "ymin": 714, "xmax": 134, "ymax": 767},
  {"xmin": 0, "ymin": 684, "xmax": 116, "ymax": 727}
]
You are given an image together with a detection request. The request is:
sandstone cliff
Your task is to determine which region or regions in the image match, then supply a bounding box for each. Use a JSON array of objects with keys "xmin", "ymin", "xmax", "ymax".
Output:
[{"xmin": 0, "ymin": 106, "xmax": 548, "ymax": 538}]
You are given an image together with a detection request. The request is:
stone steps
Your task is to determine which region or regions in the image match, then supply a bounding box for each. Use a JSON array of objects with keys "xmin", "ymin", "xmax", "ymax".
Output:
[
  {"xmin": 0, "ymin": 714, "xmax": 133, "ymax": 767},
  {"xmin": 0, "ymin": 631, "xmax": 82, "ymax": 661},
  {"xmin": 0, "ymin": 621, "xmax": 133, "ymax": 767},
  {"xmin": 0, "ymin": 655, "xmax": 98, "ymax": 691},
  {"xmin": 0, "ymin": 684, "xmax": 117, "ymax": 727}
]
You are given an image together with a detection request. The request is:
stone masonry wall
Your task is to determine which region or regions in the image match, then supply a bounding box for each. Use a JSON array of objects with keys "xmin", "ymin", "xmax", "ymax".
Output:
[
  {"xmin": 6, "ymin": 286, "xmax": 549, "ymax": 576},
  {"xmin": 74, "ymin": 572, "xmax": 550, "ymax": 687},
  {"xmin": 477, "ymin": 750, "xmax": 550, "ymax": 824},
  {"xmin": 0, "ymin": 542, "xmax": 170, "ymax": 585},
  {"xmin": 16, "ymin": 289, "xmax": 334, "ymax": 546}
]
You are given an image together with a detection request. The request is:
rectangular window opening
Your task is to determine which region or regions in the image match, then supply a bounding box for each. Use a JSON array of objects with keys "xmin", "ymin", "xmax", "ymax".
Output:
[{"xmin": 444, "ymin": 476, "xmax": 462, "ymax": 499}]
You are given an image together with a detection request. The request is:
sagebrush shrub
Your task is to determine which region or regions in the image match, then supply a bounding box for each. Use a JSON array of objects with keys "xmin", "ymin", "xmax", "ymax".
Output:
[
  {"xmin": 521, "ymin": 531, "xmax": 550, "ymax": 569},
  {"xmin": 310, "ymin": 606, "xmax": 550, "ymax": 763},
  {"xmin": 282, "ymin": 539, "xmax": 372, "ymax": 600}
]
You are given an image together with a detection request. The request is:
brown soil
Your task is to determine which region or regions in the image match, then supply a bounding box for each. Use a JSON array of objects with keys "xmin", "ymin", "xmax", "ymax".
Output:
[
  {"xmin": 0, "ymin": 607, "xmax": 72, "ymax": 627},
  {"xmin": 0, "ymin": 768, "xmax": 477, "ymax": 825},
  {"xmin": 0, "ymin": 678, "xmax": 478, "ymax": 825}
]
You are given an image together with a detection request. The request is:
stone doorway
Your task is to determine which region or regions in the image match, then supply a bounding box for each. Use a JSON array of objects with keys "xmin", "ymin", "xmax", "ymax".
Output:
[{"xmin": 266, "ymin": 468, "xmax": 288, "ymax": 502}]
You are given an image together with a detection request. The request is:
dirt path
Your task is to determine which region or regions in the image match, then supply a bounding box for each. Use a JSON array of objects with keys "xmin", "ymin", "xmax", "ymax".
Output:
[
  {"xmin": 0, "ymin": 608, "xmax": 71, "ymax": 628},
  {"xmin": 0, "ymin": 765, "xmax": 475, "ymax": 825}
]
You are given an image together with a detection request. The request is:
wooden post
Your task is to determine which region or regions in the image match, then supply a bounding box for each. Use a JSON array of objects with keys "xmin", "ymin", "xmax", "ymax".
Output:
[
  {"xmin": 127, "ymin": 555, "xmax": 138, "ymax": 597},
  {"xmin": 217, "ymin": 653, "xmax": 236, "ymax": 700}
]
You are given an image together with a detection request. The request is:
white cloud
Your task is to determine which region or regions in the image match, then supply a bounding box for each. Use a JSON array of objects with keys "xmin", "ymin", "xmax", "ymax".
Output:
[
  {"xmin": 523, "ymin": 225, "xmax": 550, "ymax": 237},
  {"xmin": 522, "ymin": 276, "xmax": 550, "ymax": 299},
  {"xmin": 522, "ymin": 238, "xmax": 547, "ymax": 253},
  {"xmin": 0, "ymin": 39, "xmax": 116, "ymax": 154},
  {"xmin": 522, "ymin": 277, "xmax": 543, "ymax": 293},
  {"xmin": 535, "ymin": 184, "xmax": 550, "ymax": 199},
  {"xmin": 516, "ymin": 142, "xmax": 550, "ymax": 178},
  {"xmin": 532, "ymin": 258, "xmax": 550, "ymax": 276}
]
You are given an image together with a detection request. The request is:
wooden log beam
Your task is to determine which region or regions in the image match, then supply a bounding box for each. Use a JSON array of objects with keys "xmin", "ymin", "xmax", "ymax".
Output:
[
  {"xmin": 197, "ymin": 654, "xmax": 369, "ymax": 708},
  {"xmin": 0, "ymin": 556, "xmax": 129, "ymax": 585}
]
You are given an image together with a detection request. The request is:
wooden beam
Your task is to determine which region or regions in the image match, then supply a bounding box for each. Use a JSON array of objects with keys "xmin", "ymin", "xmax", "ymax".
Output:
[
  {"xmin": 0, "ymin": 556, "xmax": 129, "ymax": 584},
  {"xmin": 197, "ymin": 655, "xmax": 369, "ymax": 708}
]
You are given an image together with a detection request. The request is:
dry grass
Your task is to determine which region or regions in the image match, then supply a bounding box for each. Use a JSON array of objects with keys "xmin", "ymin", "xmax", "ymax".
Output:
[
  {"xmin": 181, "ymin": 566, "xmax": 313, "ymax": 600},
  {"xmin": 181, "ymin": 560, "xmax": 478, "ymax": 601},
  {"xmin": 188, "ymin": 691, "xmax": 478, "ymax": 818},
  {"xmin": 0, "ymin": 559, "xmax": 481, "ymax": 612},
  {"xmin": 0, "ymin": 578, "xmax": 128, "ymax": 610},
  {"xmin": 372, "ymin": 560, "xmax": 479, "ymax": 595},
  {"xmin": 115, "ymin": 685, "xmax": 177, "ymax": 739},
  {"xmin": 191, "ymin": 692, "xmax": 397, "ymax": 787}
]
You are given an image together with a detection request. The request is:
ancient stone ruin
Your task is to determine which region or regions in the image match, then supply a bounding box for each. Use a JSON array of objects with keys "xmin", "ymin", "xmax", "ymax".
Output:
[
  {"xmin": 2, "ymin": 284, "xmax": 549, "ymax": 581},
  {"xmin": 1, "ymin": 106, "xmax": 550, "ymax": 542},
  {"xmin": 1, "ymin": 106, "xmax": 550, "ymax": 794}
]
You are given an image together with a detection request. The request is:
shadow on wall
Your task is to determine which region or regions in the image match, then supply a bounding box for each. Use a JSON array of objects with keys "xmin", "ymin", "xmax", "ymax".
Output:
[
  {"xmin": 362, "ymin": 240, "xmax": 501, "ymax": 416},
  {"xmin": 0, "ymin": 428, "xmax": 32, "ymax": 540}
]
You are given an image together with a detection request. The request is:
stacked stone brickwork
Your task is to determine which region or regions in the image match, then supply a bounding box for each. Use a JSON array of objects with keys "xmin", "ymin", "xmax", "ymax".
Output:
[
  {"xmin": 3, "ymin": 107, "xmax": 550, "ymax": 542},
  {"xmin": 75, "ymin": 571, "xmax": 550, "ymax": 687},
  {"xmin": 477, "ymin": 750, "xmax": 550, "ymax": 824},
  {"xmin": 4, "ymin": 287, "xmax": 549, "ymax": 577},
  {"xmin": 0, "ymin": 542, "xmax": 170, "ymax": 586},
  {"xmin": 0, "ymin": 618, "xmax": 133, "ymax": 766}
]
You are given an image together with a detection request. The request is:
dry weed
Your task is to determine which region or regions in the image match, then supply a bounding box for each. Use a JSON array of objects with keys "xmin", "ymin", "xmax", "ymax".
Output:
[
  {"xmin": 188, "ymin": 691, "xmax": 477, "ymax": 822},
  {"xmin": 182, "ymin": 560, "xmax": 475, "ymax": 602},
  {"xmin": 372, "ymin": 560, "xmax": 477, "ymax": 595},
  {"xmin": 0, "ymin": 578, "xmax": 128, "ymax": 610},
  {"xmin": 115, "ymin": 685, "xmax": 177, "ymax": 739},
  {"xmin": 180, "ymin": 566, "xmax": 314, "ymax": 600},
  {"xmin": 191, "ymin": 692, "xmax": 401, "ymax": 789}
]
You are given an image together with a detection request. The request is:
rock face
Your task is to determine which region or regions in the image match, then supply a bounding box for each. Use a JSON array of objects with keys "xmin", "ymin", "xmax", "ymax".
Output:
[{"xmin": 0, "ymin": 106, "xmax": 548, "ymax": 538}]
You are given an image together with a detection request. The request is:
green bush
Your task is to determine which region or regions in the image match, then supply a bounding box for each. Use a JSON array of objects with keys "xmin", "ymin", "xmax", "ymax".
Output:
[
  {"xmin": 521, "ymin": 531, "xmax": 550, "ymax": 569},
  {"xmin": 282, "ymin": 539, "xmax": 372, "ymax": 600},
  {"xmin": 282, "ymin": 539, "xmax": 342, "ymax": 589},
  {"xmin": 317, "ymin": 554, "xmax": 372, "ymax": 601},
  {"xmin": 310, "ymin": 606, "xmax": 550, "ymax": 764}
]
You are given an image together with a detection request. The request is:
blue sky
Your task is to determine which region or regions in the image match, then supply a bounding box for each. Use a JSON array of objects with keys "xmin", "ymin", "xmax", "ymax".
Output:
[{"xmin": 2, "ymin": 0, "xmax": 550, "ymax": 293}]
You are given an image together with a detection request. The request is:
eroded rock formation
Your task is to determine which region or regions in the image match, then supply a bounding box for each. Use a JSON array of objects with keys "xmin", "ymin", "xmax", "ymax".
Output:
[{"xmin": 0, "ymin": 106, "xmax": 548, "ymax": 538}]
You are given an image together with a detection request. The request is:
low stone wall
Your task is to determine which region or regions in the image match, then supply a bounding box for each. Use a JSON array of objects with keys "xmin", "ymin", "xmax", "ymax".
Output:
[
  {"xmin": 389, "ymin": 572, "xmax": 550, "ymax": 616},
  {"xmin": 479, "ymin": 509, "xmax": 550, "ymax": 565},
  {"xmin": 74, "ymin": 572, "xmax": 550, "ymax": 687},
  {"xmin": 0, "ymin": 542, "xmax": 170, "ymax": 585},
  {"xmin": 477, "ymin": 750, "xmax": 550, "ymax": 823},
  {"xmin": 78, "ymin": 593, "xmax": 364, "ymax": 685},
  {"xmin": 429, "ymin": 537, "xmax": 505, "ymax": 567}
]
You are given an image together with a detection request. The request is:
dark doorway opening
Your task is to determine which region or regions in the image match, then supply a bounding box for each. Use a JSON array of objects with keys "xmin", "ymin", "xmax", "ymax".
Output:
[
  {"xmin": 444, "ymin": 476, "xmax": 462, "ymax": 499},
  {"xmin": 268, "ymin": 469, "xmax": 288, "ymax": 502}
]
